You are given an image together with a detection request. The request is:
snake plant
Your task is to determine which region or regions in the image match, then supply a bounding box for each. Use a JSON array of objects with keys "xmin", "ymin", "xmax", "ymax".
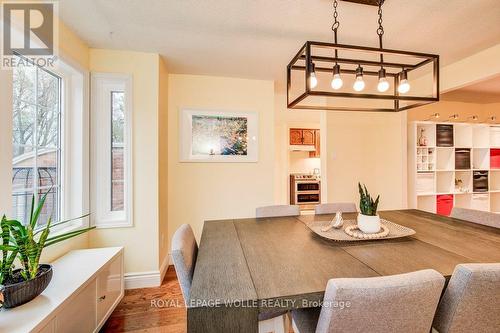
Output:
[
  {"xmin": 358, "ymin": 183, "xmax": 380, "ymax": 216},
  {"xmin": 1, "ymin": 190, "xmax": 94, "ymax": 282}
]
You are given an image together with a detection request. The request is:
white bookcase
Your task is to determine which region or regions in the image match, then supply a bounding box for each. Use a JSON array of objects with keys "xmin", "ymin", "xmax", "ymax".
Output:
[{"xmin": 408, "ymin": 121, "xmax": 500, "ymax": 216}]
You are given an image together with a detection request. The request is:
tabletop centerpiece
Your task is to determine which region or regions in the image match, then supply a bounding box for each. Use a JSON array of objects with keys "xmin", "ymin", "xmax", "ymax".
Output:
[{"xmin": 357, "ymin": 183, "xmax": 381, "ymax": 234}]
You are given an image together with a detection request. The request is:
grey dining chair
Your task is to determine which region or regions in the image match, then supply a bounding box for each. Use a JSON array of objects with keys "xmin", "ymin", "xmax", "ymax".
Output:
[
  {"xmin": 256, "ymin": 204, "xmax": 300, "ymax": 218},
  {"xmin": 450, "ymin": 207, "xmax": 500, "ymax": 229},
  {"xmin": 171, "ymin": 224, "xmax": 198, "ymax": 302},
  {"xmin": 433, "ymin": 263, "xmax": 500, "ymax": 333},
  {"xmin": 314, "ymin": 202, "xmax": 357, "ymax": 215},
  {"xmin": 291, "ymin": 269, "xmax": 445, "ymax": 333}
]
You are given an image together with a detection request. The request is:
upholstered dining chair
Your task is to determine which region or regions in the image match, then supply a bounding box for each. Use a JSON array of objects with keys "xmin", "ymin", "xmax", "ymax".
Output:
[
  {"xmin": 433, "ymin": 263, "xmax": 500, "ymax": 333},
  {"xmin": 314, "ymin": 202, "xmax": 357, "ymax": 215},
  {"xmin": 291, "ymin": 269, "xmax": 445, "ymax": 333},
  {"xmin": 171, "ymin": 224, "xmax": 198, "ymax": 302},
  {"xmin": 450, "ymin": 207, "xmax": 500, "ymax": 229},
  {"xmin": 256, "ymin": 205, "xmax": 300, "ymax": 218}
]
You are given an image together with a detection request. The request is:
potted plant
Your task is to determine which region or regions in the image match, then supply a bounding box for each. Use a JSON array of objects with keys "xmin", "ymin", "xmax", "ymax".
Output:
[
  {"xmin": 357, "ymin": 183, "xmax": 381, "ymax": 234},
  {"xmin": 0, "ymin": 191, "xmax": 94, "ymax": 308}
]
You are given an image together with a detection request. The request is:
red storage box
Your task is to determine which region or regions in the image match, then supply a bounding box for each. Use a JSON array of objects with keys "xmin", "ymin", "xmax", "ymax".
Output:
[
  {"xmin": 437, "ymin": 194, "xmax": 453, "ymax": 216},
  {"xmin": 491, "ymin": 149, "xmax": 500, "ymax": 169}
]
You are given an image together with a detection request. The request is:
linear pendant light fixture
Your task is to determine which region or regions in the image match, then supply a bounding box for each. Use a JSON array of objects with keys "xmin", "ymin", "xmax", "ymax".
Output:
[{"xmin": 286, "ymin": 0, "xmax": 440, "ymax": 112}]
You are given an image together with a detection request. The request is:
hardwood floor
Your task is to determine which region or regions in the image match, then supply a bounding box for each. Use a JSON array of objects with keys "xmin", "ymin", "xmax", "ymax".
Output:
[
  {"xmin": 102, "ymin": 266, "xmax": 294, "ymax": 333},
  {"xmin": 101, "ymin": 266, "xmax": 186, "ymax": 333}
]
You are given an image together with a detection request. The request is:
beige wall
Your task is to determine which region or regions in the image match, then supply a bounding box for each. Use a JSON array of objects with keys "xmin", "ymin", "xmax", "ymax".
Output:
[
  {"xmin": 167, "ymin": 75, "xmax": 275, "ymax": 242},
  {"xmin": 158, "ymin": 58, "xmax": 169, "ymax": 268},
  {"xmin": 89, "ymin": 49, "xmax": 161, "ymax": 274},
  {"xmin": 325, "ymin": 111, "xmax": 408, "ymax": 210},
  {"xmin": 408, "ymin": 101, "xmax": 491, "ymax": 122}
]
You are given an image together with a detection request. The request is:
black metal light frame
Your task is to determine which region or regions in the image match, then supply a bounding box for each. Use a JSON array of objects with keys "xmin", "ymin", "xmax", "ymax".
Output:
[{"xmin": 287, "ymin": 41, "xmax": 439, "ymax": 112}]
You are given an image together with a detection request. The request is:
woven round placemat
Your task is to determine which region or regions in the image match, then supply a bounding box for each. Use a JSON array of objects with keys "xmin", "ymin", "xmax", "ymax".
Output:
[{"xmin": 301, "ymin": 218, "xmax": 415, "ymax": 242}]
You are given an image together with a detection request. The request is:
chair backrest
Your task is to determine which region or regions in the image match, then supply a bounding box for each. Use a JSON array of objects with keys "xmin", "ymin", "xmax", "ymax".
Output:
[
  {"xmin": 315, "ymin": 269, "xmax": 445, "ymax": 333},
  {"xmin": 314, "ymin": 202, "xmax": 357, "ymax": 215},
  {"xmin": 171, "ymin": 224, "xmax": 198, "ymax": 302},
  {"xmin": 256, "ymin": 205, "xmax": 300, "ymax": 218},
  {"xmin": 450, "ymin": 207, "xmax": 500, "ymax": 229},
  {"xmin": 433, "ymin": 263, "xmax": 500, "ymax": 333}
]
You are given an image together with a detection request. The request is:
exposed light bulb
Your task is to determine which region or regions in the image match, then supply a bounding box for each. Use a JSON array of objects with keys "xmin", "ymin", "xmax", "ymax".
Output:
[
  {"xmin": 309, "ymin": 63, "xmax": 318, "ymax": 89},
  {"xmin": 309, "ymin": 73, "xmax": 318, "ymax": 89},
  {"xmin": 377, "ymin": 68, "xmax": 389, "ymax": 92},
  {"xmin": 398, "ymin": 70, "xmax": 410, "ymax": 94},
  {"xmin": 353, "ymin": 65, "xmax": 365, "ymax": 92},
  {"xmin": 331, "ymin": 64, "xmax": 343, "ymax": 90}
]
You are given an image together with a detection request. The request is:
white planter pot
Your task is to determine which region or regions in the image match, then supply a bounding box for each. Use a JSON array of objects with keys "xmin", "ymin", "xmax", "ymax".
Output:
[{"xmin": 357, "ymin": 214, "xmax": 381, "ymax": 234}]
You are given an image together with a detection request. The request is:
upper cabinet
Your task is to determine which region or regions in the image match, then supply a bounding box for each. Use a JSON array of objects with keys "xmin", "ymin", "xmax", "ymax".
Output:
[
  {"xmin": 290, "ymin": 129, "xmax": 304, "ymax": 145},
  {"xmin": 289, "ymin": 128, "xmax": 320, "ymax": 157},
  {"xmin": 302, "ymin": 129, "xmax": 315, "ymax": 145}
]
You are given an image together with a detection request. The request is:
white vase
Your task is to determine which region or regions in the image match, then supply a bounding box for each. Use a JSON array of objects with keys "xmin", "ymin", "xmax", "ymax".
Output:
[{"xmin": 357, "ymin": 214, "xmax": 381, "ymax": 234}]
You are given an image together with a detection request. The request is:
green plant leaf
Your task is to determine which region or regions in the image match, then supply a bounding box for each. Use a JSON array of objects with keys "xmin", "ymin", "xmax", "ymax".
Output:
[
  {"xmin": 30, "ymin": 190, "xmax": 50, "ymax": 230},
  {"xmin": 34, "ymin": 213, "xmax": 90, "ymax": 236},
  {"xmin": 44, "ymin": 227, "xmax": 95, "ymax": 247},
  {"xmin": 45, "ymin": 226, "xmax": 96, "ymax": 243}
]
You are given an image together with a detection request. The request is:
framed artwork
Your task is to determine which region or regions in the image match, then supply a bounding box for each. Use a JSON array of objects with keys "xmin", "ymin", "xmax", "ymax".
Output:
[{"xmin": 179, "ymin": 109, "xmax": 258, "ymax": 162}]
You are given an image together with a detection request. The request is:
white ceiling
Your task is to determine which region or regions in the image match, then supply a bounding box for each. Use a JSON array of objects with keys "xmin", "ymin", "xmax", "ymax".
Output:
[{"xmin": 59, "ymin": 0, "xmax": 500, "ymax": 85}]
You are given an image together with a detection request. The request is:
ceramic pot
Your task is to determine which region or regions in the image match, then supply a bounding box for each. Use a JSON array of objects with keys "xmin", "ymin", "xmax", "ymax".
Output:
[{"xmin": 357, "ymin": 214, "xmax": 381, "ymax": 234}]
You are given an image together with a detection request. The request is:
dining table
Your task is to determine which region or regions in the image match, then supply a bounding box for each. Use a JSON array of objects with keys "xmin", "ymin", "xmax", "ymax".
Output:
[{"xmin": 187, "ymin": 209, "xmax": 500, "ymax": 333}]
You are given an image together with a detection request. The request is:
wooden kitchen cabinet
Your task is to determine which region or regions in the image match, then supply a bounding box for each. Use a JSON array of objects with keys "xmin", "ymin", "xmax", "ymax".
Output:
[
  {"xmin": 290, "ymin": 129, "xmax": 303, "ymax": 145},
  {"xmin": 302, "ymin": 129, "xmax": 315, "ymax": 145},
  {"xmin": 309, "ymin": 130, "xmax": 320, "ymax": 158},
  {"xmin": 290, "ymin": 128, "xmax": 318, "ymax": 145}
]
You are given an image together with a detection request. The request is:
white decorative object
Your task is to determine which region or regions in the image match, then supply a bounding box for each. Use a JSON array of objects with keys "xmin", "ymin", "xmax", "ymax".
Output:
[
  {"xmin": 344, "ymin": 224, "xmax": 389, "ymax": 239},
  {"xmin": 320, "ymin": 211, "xmax": 344, "ymax": 232},
  {"xmin": 357, "ymin": 214, "xmax": 381, "ymax": 234},
  {"xmin": 180, "ymin": 109, "xmax": 258, "ymax": 162}
]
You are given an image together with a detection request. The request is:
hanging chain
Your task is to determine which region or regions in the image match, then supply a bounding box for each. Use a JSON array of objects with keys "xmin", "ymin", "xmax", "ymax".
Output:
[
  {"xmin": 377, "ymin": 0, "xmax": 384, "ymax": 38},
  {"xmin": 377, "ymin": 0, "xmax": 385, "ymax": 66},
  {"xmin": 331, "ymin": 0, "xmax": 339, "ymax": 60},
  {"xmin": 332, "ymin": 0, "xmax": 340, "ymax": 36}
]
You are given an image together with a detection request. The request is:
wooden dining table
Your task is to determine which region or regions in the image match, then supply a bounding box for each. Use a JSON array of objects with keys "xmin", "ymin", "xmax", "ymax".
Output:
[{"xmin": 187, "ymin": 209, "xmax": 500, "ymax": 333}]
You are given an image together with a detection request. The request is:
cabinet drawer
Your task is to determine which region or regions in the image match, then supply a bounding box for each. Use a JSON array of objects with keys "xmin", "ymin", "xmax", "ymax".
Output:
[
  {"xmin": 437, "ymin": 194, "xmax": 453, "ymax": 216},
  {"xmin": 56, "ymin": 280, "xmax": 96, "ymax": 333},
  {"xmin": 96, "ymin": 254, "xmax": 123, "ymax": 327},
  {"xmin": 436, "ymin": 124, "xmax": 454, "ymax": 147},
  {"xmin": 471, "ymin": 194, "xmax": 489, "ymax": 211}
]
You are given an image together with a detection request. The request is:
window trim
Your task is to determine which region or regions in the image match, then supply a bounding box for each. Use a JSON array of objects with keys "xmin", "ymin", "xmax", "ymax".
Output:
[{"xmin": 91, "ymin": 73, "xmax": 133, "ymax": 228}]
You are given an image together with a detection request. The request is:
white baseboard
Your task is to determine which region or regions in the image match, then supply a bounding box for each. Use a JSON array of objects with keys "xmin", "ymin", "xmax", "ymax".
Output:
[
  {"xmin": 124, "ymin": 254, "xmax": 173, "ymax": 290},
  {"xmin": 124, "ymin": 271, "xmax": 161, "ymax": 289}
]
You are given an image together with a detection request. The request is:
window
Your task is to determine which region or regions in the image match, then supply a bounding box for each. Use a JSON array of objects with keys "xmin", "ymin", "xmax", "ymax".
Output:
[
  {"xmin": 12, "ymin": 57, "xmax": 61, "ymax": 226},
  {"xmin": 91, "ymin": 73, "xmax": 132, "ymax": 228},
  {"xmin": 111, "ymin": 91, "xmax": 125, "ymax": 211}
]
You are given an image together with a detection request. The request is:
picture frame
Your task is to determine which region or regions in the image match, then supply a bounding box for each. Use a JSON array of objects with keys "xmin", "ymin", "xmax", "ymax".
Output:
[{"xmin": 179, "ymin": 109, "xmax": 258, "ymax": 162}]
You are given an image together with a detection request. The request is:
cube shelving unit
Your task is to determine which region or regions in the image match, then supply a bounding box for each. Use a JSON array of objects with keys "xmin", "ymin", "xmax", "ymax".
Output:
[{"xmin": 409, "ymin": 122, "xmax": 500, "ymax": 215}]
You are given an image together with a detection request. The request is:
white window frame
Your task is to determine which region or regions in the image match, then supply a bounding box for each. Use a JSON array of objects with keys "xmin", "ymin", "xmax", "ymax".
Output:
[
  {"xmin": 1, "ymin": 58, "xmax": 89, "ymax": 234},
  {"xmin": 91, "ymin": 73, "xmax": 133, "ymax": 228},
  {"xmin": 0, "ymin": 14, "xmax": 89, "ymax": 235}
]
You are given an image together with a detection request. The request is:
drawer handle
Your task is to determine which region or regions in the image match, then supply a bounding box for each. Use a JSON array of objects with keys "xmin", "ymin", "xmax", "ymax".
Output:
[{"xmin": 98, "ymin": 295, "xmax": 106, "ymax": 302}]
